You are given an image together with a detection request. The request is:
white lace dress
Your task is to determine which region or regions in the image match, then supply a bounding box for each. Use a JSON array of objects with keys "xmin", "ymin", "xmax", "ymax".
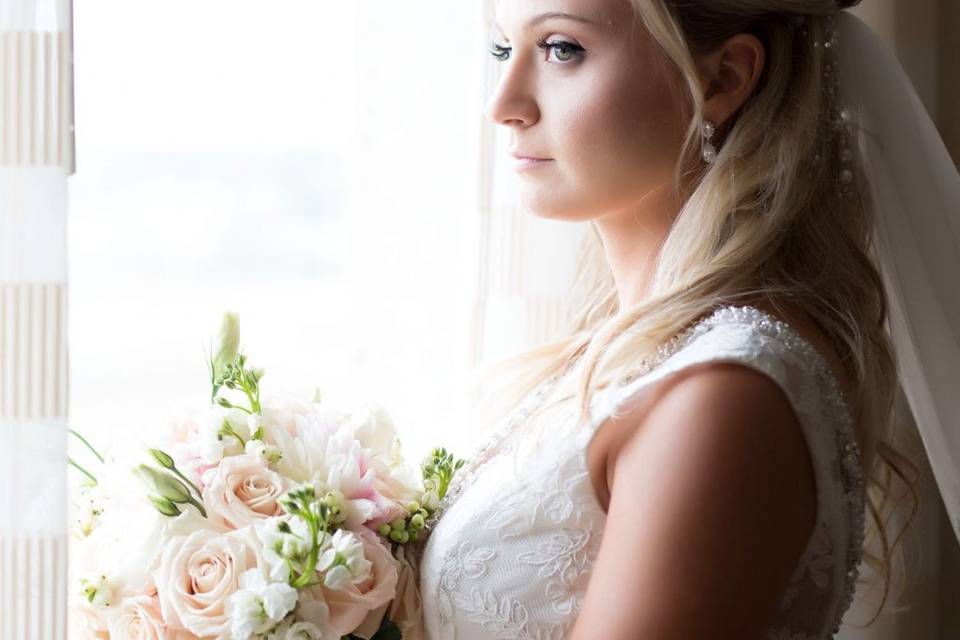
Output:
[{"xmin": 415, "ymin": 305, "xmax": 866, "ymax": 640}]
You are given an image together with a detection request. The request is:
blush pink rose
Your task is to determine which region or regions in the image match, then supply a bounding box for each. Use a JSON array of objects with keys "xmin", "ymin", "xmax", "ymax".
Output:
[
  {"xmin": 201, "ymin": 454, "xmax": 286, "ymax": 529},
  {"xmin": 387, "ymin": 545, "xmax": 427, "ymax": 640},
  {"xmin": 69, "ymin": 599, "xmax": 109, "ymax": 639},
  {"xmin": 106, "ymin": 594, "xmax": 175, "ymax": 640},
  {"xmin": 153, "ymin": 527, "xmax": 265, "ymax": 638},
  {"xmin": 298, "ymin": 526, "xmax": 399, "ymax": 638}
]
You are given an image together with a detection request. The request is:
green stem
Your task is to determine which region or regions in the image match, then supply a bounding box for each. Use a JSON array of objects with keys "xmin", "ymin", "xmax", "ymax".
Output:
[
  {"xmin": 68, "ymin": 457, "xmax": 98, "ymax": 485},
  {"xmin": 221, "ymin": 423, "xmax": 247, "ymax": 447},
  {"xmin": 222, "ymin": 400, "xmax": 253, "ymax": 416},
  {"xmin": 171, "ymin": 467, "xmax": 202, "ymax": 500},
  {"xmin": 291, "ymin": 515, "xmax": 321, "ymax": 589},
  {"xmin": 186, "ymin": 496, "xmax": 208, "ymax": 518},
  {"xmin": 68, "ymin": 430, "xmax": 105, "ymax": 464},
  {"xmin": 241, "ymin": 375, "xmax": 261, "ymax": 414}
]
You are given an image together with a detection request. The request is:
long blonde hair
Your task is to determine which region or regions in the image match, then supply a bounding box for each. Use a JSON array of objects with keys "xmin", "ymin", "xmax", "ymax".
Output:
[{"xmin": 473, "ymin": 0, "xmax": 920, "ymax": 626}]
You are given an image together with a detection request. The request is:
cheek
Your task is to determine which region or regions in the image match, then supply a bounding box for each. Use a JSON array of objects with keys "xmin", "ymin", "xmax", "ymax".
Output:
[{"xmin": 532, "ymin": 78, "xmax": 683, "ymax": 220}]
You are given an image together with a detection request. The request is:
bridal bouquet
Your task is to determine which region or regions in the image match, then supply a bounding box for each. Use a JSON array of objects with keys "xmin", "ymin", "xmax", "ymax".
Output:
[{"xmin": 68, "ymin": 312, "xmax": 463, "ymax": 640}]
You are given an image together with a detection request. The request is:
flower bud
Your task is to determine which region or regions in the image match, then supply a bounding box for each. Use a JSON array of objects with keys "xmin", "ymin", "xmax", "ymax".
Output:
[
  {"xmin": 136, "ymin": 465, "xmax": 192, "ymax": 504},
  {"xmin": 148, "ymin": 494, "xmax": 182, "ymax": 517},
  {"xmin": 211, "ymin": 311, "xmax": 240, "ymax": 380},
  {"xmin": 148, "ymin": 448, "xmax": 175, "ymax": 470},
  {"xmin": 405, "ymin": 501, "xmax": 421, "ymax": 513},
  {"xmin": 377, "ymin": 523, "xmax": 392, "ymax": 537},
  {"xmin": 390, "ymin": 517, "xmax": 406, "ymax": 531},
  {"xmin": 409, "ymin": 513, "xmax": 424, "ymax": 531},
  {"xmin": 389, "ymin": 529, "xmax": 405, "ymax": 543}
]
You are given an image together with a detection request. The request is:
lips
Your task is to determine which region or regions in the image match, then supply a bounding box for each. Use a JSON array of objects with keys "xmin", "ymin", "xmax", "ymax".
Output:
[
  {"xmin": 512, "ymin": 157, "xmax": 553, "ymax": 172},
  {"xmin": 510, "ymin": 149, "xmax": 551, "ymax": 161}
]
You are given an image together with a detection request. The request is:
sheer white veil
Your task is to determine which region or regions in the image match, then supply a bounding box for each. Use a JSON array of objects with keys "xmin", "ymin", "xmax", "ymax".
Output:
[{"xmin": 835, "ymin": 10, "xmax": 960, "ymax": 544}]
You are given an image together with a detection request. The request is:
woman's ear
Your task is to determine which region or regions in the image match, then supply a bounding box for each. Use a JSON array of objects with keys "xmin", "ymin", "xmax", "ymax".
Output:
[{"xmin": 696, "ymin": 33, "xmax": 766, "ymax": 127}]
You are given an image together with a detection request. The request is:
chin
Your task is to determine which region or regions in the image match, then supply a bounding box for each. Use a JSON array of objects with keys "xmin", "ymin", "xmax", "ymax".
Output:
[{"xmin": 521, "ymin": 199, "xmax": 597, "ymax": 223}]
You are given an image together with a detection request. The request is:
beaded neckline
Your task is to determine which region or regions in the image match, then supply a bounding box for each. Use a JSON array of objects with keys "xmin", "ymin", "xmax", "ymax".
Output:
[
  {"xmin": 717, "ymin": 306, "xmax": 865, "ymax": 637},
  {"xmin": 418, "ymin": 303, "xmax": 865, "ymax": 637}
]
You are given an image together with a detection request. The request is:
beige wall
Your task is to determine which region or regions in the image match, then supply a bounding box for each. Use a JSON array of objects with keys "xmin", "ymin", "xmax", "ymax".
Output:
[
  {"xmin": 851, "ymin": 0, "xmax": 959, "ymax": 166},
  {"xmin": 939, "ymin": 0, "xmax": 960, "ymax": 166},
  {"xmin": 845, "ymin": 2, "xmax": 959, "ymax": 638}
]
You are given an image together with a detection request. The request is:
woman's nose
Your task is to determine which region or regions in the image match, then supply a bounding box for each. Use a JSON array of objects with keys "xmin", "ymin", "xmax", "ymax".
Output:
[{"xmin": 483, "ymin": 64, "xmax": 539, "ymax": 128}]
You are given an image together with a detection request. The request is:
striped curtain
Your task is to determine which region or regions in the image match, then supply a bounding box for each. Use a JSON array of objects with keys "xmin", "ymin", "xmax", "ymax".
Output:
[{"xmin": 0, "ymin": 0, "xmax": 74, "ymax": 637}]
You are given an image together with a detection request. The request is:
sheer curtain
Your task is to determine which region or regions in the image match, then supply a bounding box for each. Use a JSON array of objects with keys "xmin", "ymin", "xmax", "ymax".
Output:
[
  {"xmin": 466, "ymin": 0, "xmax": 590, "ymax": 371},
  {"xmin": 0, "ymin": 0, "xmax": 74, "ymax": 636},
  {"xmin": 469, "ymin": 1, "xmax": 958, "ymax": 638}
]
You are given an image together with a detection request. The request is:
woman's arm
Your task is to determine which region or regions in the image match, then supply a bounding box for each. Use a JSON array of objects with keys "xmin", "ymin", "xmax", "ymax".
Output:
[{"xmin": 570, "ymin": 362, "xmax": 817, "ymax": 640}]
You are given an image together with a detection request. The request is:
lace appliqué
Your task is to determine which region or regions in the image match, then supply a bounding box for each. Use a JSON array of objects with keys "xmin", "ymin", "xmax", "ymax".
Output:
[
  {"xmin": 780, "ymin": 519, "xmax": 835, "ymax": 609},
  {"xmin": 517, "ymin": 528, "xmax": 596, "ymax": 616},
  {"xmin": 437, "ymin": 541, "xmax": 498, "ymax": 631},
  {"xmin": 419, "ymin": 305, "xmax": 866, "ymax": 640},
  {"xmin": 452, "ymin": 588, "xmax": 566, "ymax": 640}
]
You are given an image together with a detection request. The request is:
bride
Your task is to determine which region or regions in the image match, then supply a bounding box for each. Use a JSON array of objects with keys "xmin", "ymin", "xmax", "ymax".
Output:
[{"xmin": 394, "ymin": 0, "xmax": 960, "ymax": 639}]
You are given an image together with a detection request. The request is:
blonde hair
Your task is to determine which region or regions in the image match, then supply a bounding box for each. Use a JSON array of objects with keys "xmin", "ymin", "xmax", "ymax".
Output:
[{"xmin": 474, "ymin": 0, "xmax": 920, "ymax": 626}]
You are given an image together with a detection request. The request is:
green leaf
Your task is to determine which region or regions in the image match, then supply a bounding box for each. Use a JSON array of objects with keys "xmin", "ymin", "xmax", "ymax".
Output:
[{"xmin": 371, "ymin": 619, "xmax": 402, "ymax": 640}]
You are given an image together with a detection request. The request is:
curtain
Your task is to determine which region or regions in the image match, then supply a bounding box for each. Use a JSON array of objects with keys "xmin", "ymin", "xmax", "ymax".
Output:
[
  {"xmin": 0, "ymin": 0, "xmax": 74, "ymax": 637},
  {"xmin": 466, "ymin": 0, "xmax": 590, "ymax": 372}
]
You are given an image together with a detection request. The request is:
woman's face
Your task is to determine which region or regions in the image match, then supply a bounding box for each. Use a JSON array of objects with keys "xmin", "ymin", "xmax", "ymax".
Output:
[{"xmin": 486, "ymin": 0, "xmax": 689, "ymax": 223}]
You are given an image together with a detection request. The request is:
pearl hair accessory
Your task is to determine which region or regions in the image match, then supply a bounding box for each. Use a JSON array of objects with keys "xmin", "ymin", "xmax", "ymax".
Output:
[{"xmin": 701, "ymin": 9, "xmax": 857, "ymax": 201}]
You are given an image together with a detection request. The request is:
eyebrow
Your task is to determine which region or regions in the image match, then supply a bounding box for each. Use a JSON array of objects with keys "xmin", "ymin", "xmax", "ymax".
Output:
[{"xmin": 494, "ymin": 11, "xmax": 600, "ymax": 34}]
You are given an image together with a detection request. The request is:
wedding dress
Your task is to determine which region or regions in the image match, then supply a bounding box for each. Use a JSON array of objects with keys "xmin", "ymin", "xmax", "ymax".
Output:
[{"xmin": 415, "ymin": 304, "xmax": 865, "ymax": 640}]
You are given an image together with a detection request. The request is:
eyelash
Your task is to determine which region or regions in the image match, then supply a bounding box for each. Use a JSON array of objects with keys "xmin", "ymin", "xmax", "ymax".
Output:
[{"xmin": 489, "ymin": 38, "xmax": 585, "ymax": 64}]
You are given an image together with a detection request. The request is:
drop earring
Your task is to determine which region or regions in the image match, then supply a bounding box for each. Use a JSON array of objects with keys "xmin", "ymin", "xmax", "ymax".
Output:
[{"xmin": 702, "ymin": 119, "xmax": 717, "ymax": 164}]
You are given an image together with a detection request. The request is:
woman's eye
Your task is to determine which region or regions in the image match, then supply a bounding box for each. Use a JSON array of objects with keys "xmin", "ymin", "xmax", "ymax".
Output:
[
  {"xmin": 488, "ymin": 39, "xmax": 585, "ymax": 64},
  {"xmin": 489, "ymin": 42, "xmax": 511, "ymax": 61},
  {"xmin": 538, "ymin": 39, "xmax": 585, "ymax": 63}
]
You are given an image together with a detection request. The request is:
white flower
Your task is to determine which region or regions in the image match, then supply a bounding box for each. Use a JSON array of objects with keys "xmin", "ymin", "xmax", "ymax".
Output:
[
  {"xmin": 254, "ymin": 516, "xmax": 316, "ymax": 584},
  {"xmin": 246, "ymin": 438, "xmax": 283, "ymax": 465},
  {"xmin": 266, "ymin": 618, "xmax": 327, "ymax": 640},
  {"xmin": 71, "ymin": 484, "xmax": 106, "ymax": 538},
  {"xmin": 228, "ymin": 569, "xmax": 298, "ymax": 639},
  {"xmin": 421, "ymin": 489, "xmax": 440, "ymax": 511},
  {"xmin": 344, "ymin": 404, "xmax": 399, "ymax": 460},
  {"xmin": 316, "ymin": 529, "xmax": 372, "ymax": 590},
  {"xmin": 285, "ymin": 621, "xmax": 326, "ymax": 639},
  {"xmin": 79, "ymin": 573, "xmax": 114, "ymax": 607},
  {"xmin": 193, "ymin": 407, "xmax": 251, "ymax": 464}
]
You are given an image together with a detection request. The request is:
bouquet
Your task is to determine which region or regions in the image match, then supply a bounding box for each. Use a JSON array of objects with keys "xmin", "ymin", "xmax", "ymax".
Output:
[{"xmin": 68, "ymin": 311, "xmax": 464, "ymax": 640}]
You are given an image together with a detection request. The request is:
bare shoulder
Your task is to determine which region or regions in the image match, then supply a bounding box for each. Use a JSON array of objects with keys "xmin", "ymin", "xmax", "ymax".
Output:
[{"xmin": 572, "ymin": 360, "xmax": 818, "ymax": 639}]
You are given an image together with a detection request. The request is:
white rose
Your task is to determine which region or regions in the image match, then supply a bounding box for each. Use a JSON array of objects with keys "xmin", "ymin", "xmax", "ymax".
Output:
[
  {"xmin": 265, "ymin": 618, "xmax": 326, "ymax": 640},
  {"xmin": 285, "ymin": 620, "xmax": 326, "ymax": 639}
]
